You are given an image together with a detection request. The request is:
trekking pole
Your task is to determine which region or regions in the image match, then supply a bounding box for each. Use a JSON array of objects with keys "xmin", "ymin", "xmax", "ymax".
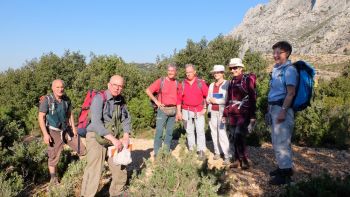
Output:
[{"xmin": 78, "ymin": 135, "xmax": 80, "ymax": 155}]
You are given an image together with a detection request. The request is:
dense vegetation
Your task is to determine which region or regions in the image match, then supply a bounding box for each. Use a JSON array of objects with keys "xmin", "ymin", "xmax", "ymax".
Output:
[{"xmin": 0, "ymin": 35, "xmax": 349, "ymax": 196}]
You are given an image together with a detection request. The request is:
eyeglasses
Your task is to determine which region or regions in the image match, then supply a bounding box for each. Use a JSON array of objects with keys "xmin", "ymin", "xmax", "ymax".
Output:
[
  {"xmin": 273, "ymin": 51, "xmax": 286, "ymax": 56},
  {"xmin": 110, "ymin": 83, "xmax": 123, "ymax": 89},
  {"xmin": 230, "ymin": 67, "xmax": 239, "ymax": 70}
]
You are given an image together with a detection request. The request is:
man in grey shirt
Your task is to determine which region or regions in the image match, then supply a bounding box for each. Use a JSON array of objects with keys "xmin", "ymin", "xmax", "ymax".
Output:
[{"xmin": 81, "ymin": 75, "xmax": 132, "ymax": 197}]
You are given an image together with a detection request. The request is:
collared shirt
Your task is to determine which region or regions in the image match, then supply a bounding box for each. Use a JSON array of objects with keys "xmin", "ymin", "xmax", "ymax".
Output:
[
  {"xmin": 268, "ymin": 60, "xmax": 299, "ymax": 102},
  {"xmin": 177, "ymin": 77, "xmax": 208, "ymax": 112},
  {"xmin": 87, "ymin": 90, "xmax": 132, "ymax": 136},
  {"xmin": 148, "ymin": 77, "xmax": 178, "ymax": 105}
]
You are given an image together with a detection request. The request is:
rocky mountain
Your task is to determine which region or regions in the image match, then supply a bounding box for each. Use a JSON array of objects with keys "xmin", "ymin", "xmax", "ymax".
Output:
[{"xmin": 229, "ymin": 0, "xmax": 350, "ymax": 55}]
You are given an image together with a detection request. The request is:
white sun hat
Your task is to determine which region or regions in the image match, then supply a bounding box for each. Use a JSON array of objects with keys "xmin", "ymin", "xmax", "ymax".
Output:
[
  {"xmin": 228, "ymin": 58, "xmax": 245, "ymax": 68},
  {"xmin": 210, "ymin": 65, "xmax": 225, "ymax": 73}
]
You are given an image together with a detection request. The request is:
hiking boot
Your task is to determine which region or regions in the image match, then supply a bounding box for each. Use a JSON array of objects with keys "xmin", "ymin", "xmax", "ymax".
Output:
[
  {"xmin": 197, "ymin": 151, "xmax": 206, "ymax": 161},
  {"xmin": 269, "ymin": 168, "xmax": 281, "ymax": 176},
  {"xmin": 269, "ymin": 168, "xmax": 293, "ymax": 185},
  {"xmin": 230, "ymin": 159, "xmax": 241, "ymax": 168},
  {"xmin": 49, "ymin": 177, "xmax": 59, "ymax": 186},
  {"xmin": 269, "ymin": 174, "xmax": 292, "ymax": 185},
  {"xmin": 241, "ymin": 158, "xmax": 250, "ymax": 170},
  {"xmin": 213, "ymin": 154, "xmax": 220, "ymax": 160},
  {"xmin": 223, "ymin": 158, "xmax": 231, "ymax": 165}
]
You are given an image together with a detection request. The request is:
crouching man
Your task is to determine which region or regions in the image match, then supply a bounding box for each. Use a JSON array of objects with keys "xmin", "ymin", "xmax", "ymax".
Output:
[{"xmin": 81, "ymin": 75, "xmax": 131, "ymax": 197}]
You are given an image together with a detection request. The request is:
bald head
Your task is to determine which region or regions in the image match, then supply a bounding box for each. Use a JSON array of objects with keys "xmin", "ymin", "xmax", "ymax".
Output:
[
  {"xmin": 52, "ymin": 79, "xmax": 64, "ymax": 88},
  {"xmin": 108, "ymin": 75, "xmax": 124, "ymax": 97},
  {"xmin": 51, "ymin": 79, "xmax": 65, "ymax": 98}
]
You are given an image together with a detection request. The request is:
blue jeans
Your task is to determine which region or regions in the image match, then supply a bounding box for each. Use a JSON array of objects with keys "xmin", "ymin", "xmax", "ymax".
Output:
[
  {"xmin": 154, "ymin": 108, "xmax": 175, "ymax": 155},
  {"xmin": 269, "ymin": 105, "xmax": 294, "ymax": 169}
]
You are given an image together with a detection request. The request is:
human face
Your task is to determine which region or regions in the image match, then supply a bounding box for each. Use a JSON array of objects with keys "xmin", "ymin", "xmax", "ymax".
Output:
[
  {"xmin": 185, "ymin": 66, "xmax": 196, "ymax": 81},
  {"xmin": 108, "ymin": 76, "xmax": 124, "ymax": 97},
  {"xmin": 273, "ymin": 48, "xmax": 289, "ymax": 65},
  {"xmin": 52, "ymin": 80, "xmax": 64, "ymax": 98},
  {"xmin": 230, "ymin": 66, "xmax": 243, "ymax": 77},
  {"xmin": 167, "ymin": 66, "xmax": 177, "ymax": 79},
  {"xmin": 213, "ymin": 71, "xmax": 224, "ymax": 81}
]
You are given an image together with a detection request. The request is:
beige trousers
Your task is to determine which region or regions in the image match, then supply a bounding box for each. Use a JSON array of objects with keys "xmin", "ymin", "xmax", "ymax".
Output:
[{"xmin": 80, "ymin": 132, "xmax": 127, "ymax": 197}]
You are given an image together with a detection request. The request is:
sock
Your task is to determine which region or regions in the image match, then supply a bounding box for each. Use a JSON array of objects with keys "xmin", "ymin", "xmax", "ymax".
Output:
[{"xmin": 50, "ymin": 173, "xmax": 57, "ymax": 179}]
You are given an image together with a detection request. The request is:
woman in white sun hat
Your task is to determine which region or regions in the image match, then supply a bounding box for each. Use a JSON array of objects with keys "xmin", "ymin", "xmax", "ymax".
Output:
[{"xmin": 206, "ymin": 65, "xmax": 231, "ymax": 165}]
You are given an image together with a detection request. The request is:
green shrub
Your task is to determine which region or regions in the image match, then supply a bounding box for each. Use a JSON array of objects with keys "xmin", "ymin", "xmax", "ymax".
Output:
[
  {"xmin": 128, "ymin": 94, "xmax": 156, "ymax": 134},
  {"xmin": 8, "ymin": 139, "xmax": 48, "ymax": 183},
  {"xmin": 129, "ymin": 135, "xmax": 221, "ymax": 197},
  {"xmin": 0, "ymin": 172, "xmax": 24, "ymax": 197},
  {"xmin": 282, "ymin": 174, "xmax": 350, "ymax": 197},
  {"xmin": 49, "ymin": 160, "xmax": 87, "ymax": 197}
]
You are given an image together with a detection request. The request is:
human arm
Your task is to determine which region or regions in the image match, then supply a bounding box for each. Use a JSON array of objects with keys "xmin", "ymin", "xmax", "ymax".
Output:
[
  {"xmin": 276, "ymin": 85, "xmax": 296, "ymax": 123},
  {"xmin": 38, "ymin": 112, "xmax": 51, "ymax": 145}
]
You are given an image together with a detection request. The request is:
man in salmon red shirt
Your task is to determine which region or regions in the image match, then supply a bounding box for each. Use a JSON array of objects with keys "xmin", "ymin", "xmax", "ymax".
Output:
[
  {"xmin": 177, "ymin": 64, "xmax": 209, "ymax": 161},
  {"xmin": 146, "ymin": 63, "xmax": 179, "ymax": 156}
]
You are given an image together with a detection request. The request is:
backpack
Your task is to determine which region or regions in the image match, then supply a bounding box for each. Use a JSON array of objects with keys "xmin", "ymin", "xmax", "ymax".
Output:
[
  {"xmin": 227, "ymin": 73, "xmax": 256, "ymax": 110},
  {"xmin": 240, "ymin": 73, "xmax": 256, "ymax": 94},
  {"xmin": 39, "ymin": 94, "xmax": 70, "ymax": 129},
  {"xmin": 282, "ymin": 61, "xmax": 315, "ymax": 111},
  {"xmin": 150, "ymin": 77, "xmax": 179, "ymax": 111},
  {"xmin": 77, "ymin": 90, "xmax": 107, "ymax": 137},
  {"xmin": 181, "ymin": 78, "xmax": 207, "ymax": 106},
  {"xmin": 181, "ymin": 78, "xmax": 205, "ymax": 96}
]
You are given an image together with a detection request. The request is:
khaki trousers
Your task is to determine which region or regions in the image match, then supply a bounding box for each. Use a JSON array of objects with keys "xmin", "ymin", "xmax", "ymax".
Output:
[{"xmin": 81, "ymin": 132, "xmax": 127, "ymax": 197}]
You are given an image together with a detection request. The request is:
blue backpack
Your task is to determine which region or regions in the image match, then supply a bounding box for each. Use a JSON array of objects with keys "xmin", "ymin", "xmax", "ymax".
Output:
[{"xmin": 283, "ymin": 61, "xmax": 315, "ymax": 111}]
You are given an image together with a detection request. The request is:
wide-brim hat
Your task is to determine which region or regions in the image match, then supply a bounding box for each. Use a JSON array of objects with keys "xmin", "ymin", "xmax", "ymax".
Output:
[
  {"xmin": 229, "ymin": 58, "xmax": 244, "ymax": 68},
  {"xmin": 210, "ymin": 65, "xmax": 225, "ymax": 73}
]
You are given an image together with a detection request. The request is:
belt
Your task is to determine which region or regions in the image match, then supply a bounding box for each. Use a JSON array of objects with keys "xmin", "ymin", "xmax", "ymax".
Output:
[
  {"xmin": 48, "ymin": 126, "xmax": 62, "ymax": 132},
  {"xmin": 268, "ymin": 100, "xmax": 284, "ymax": 106},
  {"xmin": 164, "ymin": 104, "xmax": 176, "ymax": 107}
]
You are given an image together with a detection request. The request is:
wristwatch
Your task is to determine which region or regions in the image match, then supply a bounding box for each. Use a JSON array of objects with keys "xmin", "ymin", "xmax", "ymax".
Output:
[{"xmin": 281, "ymin": 106, "xmax": 287, "ymax": 111}]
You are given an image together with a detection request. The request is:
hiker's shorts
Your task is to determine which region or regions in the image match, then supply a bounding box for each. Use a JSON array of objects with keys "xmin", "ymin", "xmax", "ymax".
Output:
[{"xmin": 47, "ymin": 129, "xmax": 86, "ymax": 167}]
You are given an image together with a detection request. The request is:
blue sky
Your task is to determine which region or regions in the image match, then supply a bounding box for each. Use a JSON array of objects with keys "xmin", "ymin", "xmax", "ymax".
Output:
[{"xmin": 0, "ymin": 0, "xmax": 269, "ymax": 71}]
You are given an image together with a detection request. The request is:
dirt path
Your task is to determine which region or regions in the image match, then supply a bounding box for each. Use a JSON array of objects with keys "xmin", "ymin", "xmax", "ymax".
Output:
[{"xmin": 129, "ymin": 138, "xmax": 350, "ymax": 197}]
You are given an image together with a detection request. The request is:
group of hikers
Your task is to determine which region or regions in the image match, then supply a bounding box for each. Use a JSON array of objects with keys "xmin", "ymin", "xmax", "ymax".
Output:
[{"xmin": 39, "ymin": 41, "xmax": 302, "ymax": 196}]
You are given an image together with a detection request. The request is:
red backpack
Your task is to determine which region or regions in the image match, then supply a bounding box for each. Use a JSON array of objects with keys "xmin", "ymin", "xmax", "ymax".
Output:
[{"xmin": 77, "ymin": 90, "xmax": 107, "ymax": 137}]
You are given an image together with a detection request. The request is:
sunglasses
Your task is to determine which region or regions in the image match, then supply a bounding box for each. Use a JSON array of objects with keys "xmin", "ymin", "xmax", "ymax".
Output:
[{"xmin": 229, "ymin": 67, "xmax": 239, "ymax": 70}]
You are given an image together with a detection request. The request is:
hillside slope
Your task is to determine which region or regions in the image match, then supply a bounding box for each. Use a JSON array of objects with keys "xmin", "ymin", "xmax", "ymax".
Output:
[{"xmin": 229, "ymin": 0, "xmax": 350, "ymax": 55}]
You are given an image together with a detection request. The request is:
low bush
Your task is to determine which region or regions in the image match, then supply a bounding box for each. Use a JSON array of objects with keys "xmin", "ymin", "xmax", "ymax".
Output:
[
  {"xmin": 281, "ymin": 174, "xmax": 350, "ymax": 197},
  {"xmin": 0, "ymin": 172, "xmax": 24, "ymax": 197},
  {"xmin": 129, "ymin": 135, "xmax": 222, "ymax": 197},
  {"xmin": 49, "ymin": 160, "xmax": 87, "ymax": 197}
]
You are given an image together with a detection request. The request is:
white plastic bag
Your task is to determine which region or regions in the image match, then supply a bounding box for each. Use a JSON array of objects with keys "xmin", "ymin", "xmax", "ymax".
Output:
[{"xmin": 113, "ymin": 147, "xmax": 132, "ymax": 166}]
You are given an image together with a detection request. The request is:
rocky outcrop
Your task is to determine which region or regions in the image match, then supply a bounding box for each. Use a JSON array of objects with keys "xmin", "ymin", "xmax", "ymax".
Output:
[{"xmin": 229, "ymin": 0, "xmax": 350, "ymax": 55}]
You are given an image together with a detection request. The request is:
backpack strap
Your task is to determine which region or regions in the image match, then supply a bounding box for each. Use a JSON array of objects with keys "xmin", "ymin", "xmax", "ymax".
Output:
[{"xmin": 158, "ymin": 77, "xmax": 165, "ymax": 103}]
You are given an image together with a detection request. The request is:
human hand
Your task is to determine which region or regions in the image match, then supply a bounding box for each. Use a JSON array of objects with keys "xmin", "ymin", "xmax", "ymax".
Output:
[
  {"xmin": 122, "ymin": 133, "xmax": 130, "ymax": 148},
  {"xmin": 43, "ymin": 134, "xmax": 52, "ymax": 145},
  {"xmin": 276, "ymin": 110, "xmax": 286, "ymax": 123},
  {"xmin": 209, "ymin": 98, "xmax": 216, "ymax": 104},
  {"xmin": 221, "ymin": 117, "xmax": 226, "ymax": 124},
  {"xmin": 198, "ymin": 108, "xmax": 207, "ymax": 116},
  {"xmin": 176, "ymin": 111, "xmax": 182, "ymax": 121},
  {"xmin": 72, "ymin": 127, "xmax": 78, "ymax": 137},
  {"xmin": 247, "ymin": 119, "xmax": 256, "ymax": 133},
  {"xmin": 113, "ymin": 140, "xmax": 123, "ymax": 152},
  {"xmin": 155, "ymin": 100, "xmax": 164, "ymax": 108}
]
